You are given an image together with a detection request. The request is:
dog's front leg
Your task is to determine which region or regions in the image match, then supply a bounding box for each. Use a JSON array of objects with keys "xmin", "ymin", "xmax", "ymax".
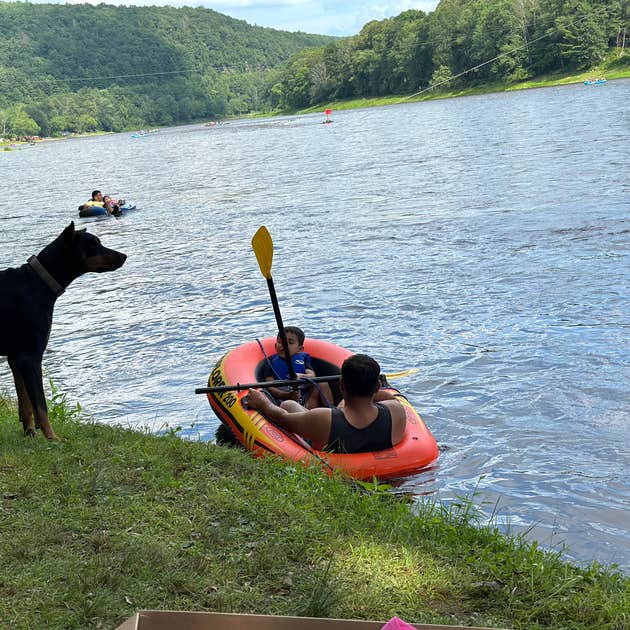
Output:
[
  {"xmin": 8, "ymin": 357, "xmax": 37, "ymax": 436},
  {"xmin": 9, "ymin": 355, "xmax": 58, "ymax": 440}
]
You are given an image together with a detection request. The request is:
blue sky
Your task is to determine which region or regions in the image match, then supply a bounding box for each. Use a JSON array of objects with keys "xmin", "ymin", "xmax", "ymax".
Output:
[{"xmin": 36, "ymin": 0, "xmax": 440, "ymax": 36}]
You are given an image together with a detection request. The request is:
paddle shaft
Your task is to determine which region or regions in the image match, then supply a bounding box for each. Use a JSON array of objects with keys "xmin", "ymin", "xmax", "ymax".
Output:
[
  {"xmin": 196, "ymin": 374, "xmax": 341, "ymax": 395},
  {"xmin": 195, "ymin": 369, "xmax": 418, "ymax": 394},
  {"xmin": 266, "ymin": 277, "xmax": 297, "ymax": 381}
]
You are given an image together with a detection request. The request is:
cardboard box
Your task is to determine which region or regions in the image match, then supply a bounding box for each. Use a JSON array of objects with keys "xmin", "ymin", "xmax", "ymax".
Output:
[{"xmin": 115, "ymin": 610, "xmax": 504, "ymax": 630}]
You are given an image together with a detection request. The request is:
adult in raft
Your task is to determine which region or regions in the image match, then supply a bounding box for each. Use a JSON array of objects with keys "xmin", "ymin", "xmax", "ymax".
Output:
[
  {"xmin": 79, "ymin": 190, "xmax": 121, "ymax": 216},
  {"xmin": 246, "ymin": 353, "xmax": 406, "ymax": 453}
]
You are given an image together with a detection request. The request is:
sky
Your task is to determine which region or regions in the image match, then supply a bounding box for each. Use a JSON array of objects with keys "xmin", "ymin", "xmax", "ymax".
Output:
[{"xmin": 34, "ymin": 0, "xmax": 441, "ymax": 36}]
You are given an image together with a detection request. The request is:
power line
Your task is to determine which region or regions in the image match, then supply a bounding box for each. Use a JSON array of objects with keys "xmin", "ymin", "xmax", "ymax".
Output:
[
  {"xmin": 400, "ymin": 11, "xmax": 597, "ymax": 101},
  {"xmin": 20, "ymin": 65, "xmax": 267, "ymax": 87},
  {"xmin": 34, "ymin": 69, "xmax": 193, "ymax": 85}
]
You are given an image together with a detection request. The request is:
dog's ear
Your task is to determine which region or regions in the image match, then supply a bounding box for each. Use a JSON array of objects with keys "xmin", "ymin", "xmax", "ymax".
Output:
[{"xmin": 60, "ymin": 221, "xmax": 76, "ymax": 248}]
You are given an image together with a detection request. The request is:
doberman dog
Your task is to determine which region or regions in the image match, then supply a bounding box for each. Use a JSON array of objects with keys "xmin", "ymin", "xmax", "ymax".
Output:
[{"xmin": 0, "ymin": 222, "xmax": 126, "ymax": 439}]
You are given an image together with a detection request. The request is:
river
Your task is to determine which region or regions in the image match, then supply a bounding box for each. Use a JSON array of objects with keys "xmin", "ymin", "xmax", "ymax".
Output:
[{"xmin": 1, "ymin": 79, "xmax": 628, "ymax": 573}]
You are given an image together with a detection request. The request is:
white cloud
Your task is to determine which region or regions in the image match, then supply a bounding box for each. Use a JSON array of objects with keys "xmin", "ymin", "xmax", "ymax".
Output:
[
  {"xmin": 208, "ymin": 0, "xmax": 311, "ymax": 8},
  {"xmin": 394, "ymin": 0, "xmax": 438, "ymax": 11}
]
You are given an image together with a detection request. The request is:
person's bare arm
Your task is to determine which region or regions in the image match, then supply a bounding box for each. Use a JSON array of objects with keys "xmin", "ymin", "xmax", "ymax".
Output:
[
  {"xmin": 246, "ymin": 389, "xmax": 331, "ymax": 449},
  {"xmin": 269, "ymin": 387, "xmax": 300, "ymax": 401},
  {"xmin": 265, "ymin": 375, "xmax": 299, "ymax": 401},
  {"xmin": 374, "ymin": 388, "xmax": 398, "ymax": 402},
  {"xmin": 378, "ymin": 397, "xmax": 407, "ymax": 445}
]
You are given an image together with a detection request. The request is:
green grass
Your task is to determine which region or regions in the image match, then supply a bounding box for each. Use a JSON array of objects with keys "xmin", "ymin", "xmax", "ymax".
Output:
[
  {"xmin": 1, "ymin": 393, "xmax": 628, "ymax": 630},
  {"xmin": 288, "ymin": 52, "xmax": 630, "ymax": 116}
]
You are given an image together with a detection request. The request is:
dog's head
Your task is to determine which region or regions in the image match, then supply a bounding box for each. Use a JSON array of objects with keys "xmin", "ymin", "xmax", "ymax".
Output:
[{"xmin": 60, "ymin": 221, "xmax": 127, "ymax": 273}]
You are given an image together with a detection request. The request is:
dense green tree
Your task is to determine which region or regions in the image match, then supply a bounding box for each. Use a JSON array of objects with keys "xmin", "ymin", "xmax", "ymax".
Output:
[
  {"xmin": 538, "ymin": 0, "xmax": 607, "ymax": 68},
  {"xmin": 0, "ymin": 108, "xmax": 8, "ymax": 137},
  {"xmin": 272, "ymin": 0, "xmax": 628, "ymax": 107},
  {"xmin": 430, "ymin": 64, "xmax": 455, "ymax": 89},
  {"xmin": 75, "ymin": 113, "xmax": 98, "ymax": 134},
  {"xmin": 5, "ymin": 106, "xmax": 40, "ymax": 136},
  {"xmin": 394, "ymin": 11, "xmax": 433, "ymax": 90},
  {"xmin": 0, "ymin": 1, "xmax": 332, "ymax": 133},
  {"xmin": 25, "ymin": 105, "xmax": 52, "ymax": 137},
  {"xmin": 428, "ymin": 0, "xmax": 478, "ymax": 83},
  {"xmin": 609, "ymin": 0, "xmax": 630, "ymax": 51},
  {"xmin": 328, "ymin": 41, "xmax": 355, "ymax": 97},
  {"xmin": 272, "ymin": 48, "xmax": 323, "ymax": 108},
  {"xmin": 1, "ymin": 0, "xmax": 628, "ymax": 129}
]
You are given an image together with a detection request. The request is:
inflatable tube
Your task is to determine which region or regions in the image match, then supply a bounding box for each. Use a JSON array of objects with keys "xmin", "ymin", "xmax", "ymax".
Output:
[
  {"xmin": 78, "ymin": 202, "xmax": 136, "ymax": 218},
  {"xmin": 206, "ymin": 338, "xmax": 439, "ymax": 480}
]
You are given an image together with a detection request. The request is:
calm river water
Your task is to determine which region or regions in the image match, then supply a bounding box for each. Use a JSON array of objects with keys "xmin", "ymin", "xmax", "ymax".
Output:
[{"xmin": 1, "ymin": 80, "xmax": 629, "ymax": 572}]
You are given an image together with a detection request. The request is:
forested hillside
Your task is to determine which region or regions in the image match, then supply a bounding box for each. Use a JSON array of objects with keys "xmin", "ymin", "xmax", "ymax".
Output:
[
  {"xmin": 0, "ymin": 2, "xmax": 331, "ymax": 136},
  {"xmin": 271, "ymin": 0, "xmax": 629, "ymax": 108},
  {"xmin": 1, "ymin": 1, "xmax": 628, "ymax": 137}
]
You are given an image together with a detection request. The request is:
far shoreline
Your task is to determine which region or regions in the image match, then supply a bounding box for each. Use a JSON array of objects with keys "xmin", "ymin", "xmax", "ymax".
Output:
[
  {"xmin": 287, "ymin": 67, "xmax": 630, "ymax": 116},
  {"xmin": 3, "ymin": 65, "xmax": 628, "ymax": 145}
]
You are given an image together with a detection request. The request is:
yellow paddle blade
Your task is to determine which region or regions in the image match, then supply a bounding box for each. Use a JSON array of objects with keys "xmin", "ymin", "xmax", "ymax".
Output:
[
  {"xmin": 384, "ymin": 368, "xmax": 419, "ymax": 379},
  {"xmin": 251, "ymin": 226, "xmax": 273, "ymax": 279}
]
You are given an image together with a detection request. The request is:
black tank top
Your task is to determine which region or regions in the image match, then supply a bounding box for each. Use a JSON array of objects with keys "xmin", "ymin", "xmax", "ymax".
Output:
[{"xmin": 326, "ymin": 403, "xmax": 393, "ymax": 453}]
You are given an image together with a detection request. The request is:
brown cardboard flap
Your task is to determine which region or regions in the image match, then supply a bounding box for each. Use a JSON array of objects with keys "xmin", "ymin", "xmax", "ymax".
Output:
[{"xmin": 115, "ymin": 610, "xmax": 505, "ymax": 630}]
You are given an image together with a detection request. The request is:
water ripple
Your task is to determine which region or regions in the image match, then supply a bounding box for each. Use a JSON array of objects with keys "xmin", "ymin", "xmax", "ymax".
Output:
[{"xmin": 1, "ymin": 80, "xmax": 629, "ymax": 572}]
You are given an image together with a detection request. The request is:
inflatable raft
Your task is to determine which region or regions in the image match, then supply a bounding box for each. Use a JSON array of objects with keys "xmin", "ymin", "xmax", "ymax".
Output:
[
  {"xmin": 78, "ymin": 202, "xmax": 136, "ymax": 218},
  {"xmin": 205, "ymin": 338, "xmax": 439, "ymax": 480}
]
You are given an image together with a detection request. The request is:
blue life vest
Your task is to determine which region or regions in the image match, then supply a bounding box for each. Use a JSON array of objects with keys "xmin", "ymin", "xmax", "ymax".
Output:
[{"xmin": 262, "ymin": 352, "xmax": 312, "ymax": 380}]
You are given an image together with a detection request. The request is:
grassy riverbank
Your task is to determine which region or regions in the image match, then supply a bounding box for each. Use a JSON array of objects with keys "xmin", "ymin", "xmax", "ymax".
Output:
[
  {"xmin": 0, "ymin": 394, "xmax": 628, "ymax": 630},
  {"xmin": 292, "ymin": 54, "xmax": 630, "ymax": 115}
]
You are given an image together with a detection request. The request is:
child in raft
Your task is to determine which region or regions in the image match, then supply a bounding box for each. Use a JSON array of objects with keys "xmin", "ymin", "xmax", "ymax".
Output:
[
  {"xmin": 262, "ymin": 326, "xmax": 334, "ymax": 409},
  {"xmin": 102, "ymin": 195, "xmax": 122, "ymax": 216}
]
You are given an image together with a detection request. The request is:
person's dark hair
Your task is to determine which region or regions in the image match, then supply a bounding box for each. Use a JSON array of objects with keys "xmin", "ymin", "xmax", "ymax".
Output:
[
  {"xmin": 91, "ymin": 190, "xmax": 101, "ymax": 200},
  {"xmin": 282, "ymin": 326, "xmax": 305, "ymax": 345},
  {"xmin": 341, "ymin": 354, "xmax": 380, "ymax": 397}
]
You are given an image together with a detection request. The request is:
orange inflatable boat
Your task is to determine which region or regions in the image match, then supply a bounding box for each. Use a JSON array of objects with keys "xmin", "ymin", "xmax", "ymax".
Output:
[{"xmin": 205, "ymin": 338, "xmax": 439, "ymax": 481}]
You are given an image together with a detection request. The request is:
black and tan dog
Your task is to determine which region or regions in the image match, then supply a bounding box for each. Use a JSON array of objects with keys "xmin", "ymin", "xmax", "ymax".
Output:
[{"xmin": 0, "ymin": 222, "xmax": 126, "ymax": 439}]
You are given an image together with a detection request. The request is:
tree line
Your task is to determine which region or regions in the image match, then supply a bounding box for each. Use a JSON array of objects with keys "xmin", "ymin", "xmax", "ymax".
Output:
[
  {"xmin": 1, "ymin": 0, "xmax": 628, "ymax": 137},
  {"xmin": 0, "ymin": 1, "xmax": 331, "ymax": 137},
  {"xmin": 270, "ymin": 0, "xmax": 629, "ymax": 109}
]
